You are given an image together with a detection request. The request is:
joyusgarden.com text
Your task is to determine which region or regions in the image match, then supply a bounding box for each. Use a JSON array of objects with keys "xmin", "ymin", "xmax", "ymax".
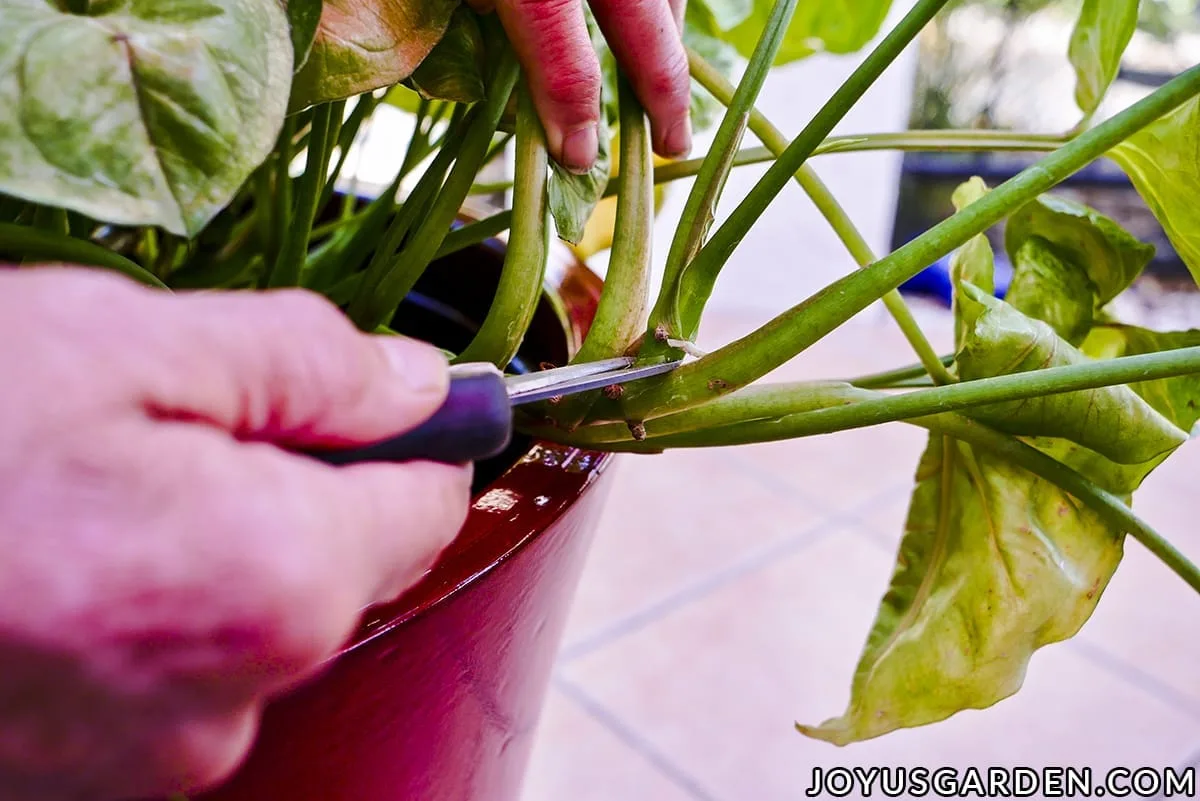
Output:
[{"xmin": 805, "ymin": 766, "xmax": 1196, "ymax": 797}]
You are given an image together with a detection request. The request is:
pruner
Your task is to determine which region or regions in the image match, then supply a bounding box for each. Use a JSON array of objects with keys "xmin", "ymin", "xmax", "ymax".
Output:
[{"xmin": 304, "ymin": 357, "xmax": 680, "ymax": 466}]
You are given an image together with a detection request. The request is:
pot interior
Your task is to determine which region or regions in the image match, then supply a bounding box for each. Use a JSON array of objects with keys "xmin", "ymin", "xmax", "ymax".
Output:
[{"xmin": 389, "ymin": 241, "xmax": 570, "ymax": 492}]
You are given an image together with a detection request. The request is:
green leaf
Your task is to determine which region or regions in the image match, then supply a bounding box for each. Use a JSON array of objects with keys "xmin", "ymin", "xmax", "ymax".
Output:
[
  {"xmin": 546, "ymin": 63, "xmax": 612, "ymax": 246},
  {"xmin": 1083, "ymin": 324, "xmax": 1200, "ymax": 433},
  {"xmin": 1109, "ymin": 95, "xmax": 1200, "ymax": 287},
  {"xmin": 799, "ymin": 432, "xmax": 1124, "ymax": 745},
  {"xmin": 684, "ymin": 4, "xmax": 743, "ymax": 133},
  {"xmin": 0, "ymin": 0, "xmax": 291, "ymax": 238},
  {"xmin": 1068, "ymin": 0, "xmax": 1138, "ymax": 117},
  {"xmin": 286, "ymin": 0, "xmax": 323, "ymax": 72},
  {"xmin": 1003, "ymin": 195, "xmax": 1154, "ymax": 343},
  {"xmin": 722, "ymin": 0, "xmax": 894, "ymax": 66},
  {"xmin": 290, "ymin": 0, "xmax": 459, "ymax": 109},
  {"xmin": 406, "ymin": 7, "xmax": 485, "ymax": 104},
  {"xmin": 956, "ymin": 284, "xmax": 1187, "ymax": 464},
  {"xmin": 690, "ymin": 0, "xmax": 754, "ymax": 32},
  {"xmin": 948, "ymin": 177, "xmax": 994, "ymax": 350}
]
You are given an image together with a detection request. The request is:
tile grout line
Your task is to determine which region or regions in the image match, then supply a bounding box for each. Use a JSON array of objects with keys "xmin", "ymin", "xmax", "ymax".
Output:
[
  {"xmin": 553, "ymin": 676, "xmax": 723, "ymax": 801},
  {"xmin": 558, "ymin": 517, "xmax": 847, "ymax": 664},
  {"xmin": 1067, "ymin": 637, "xmax": 1200, "ymax": 723}
]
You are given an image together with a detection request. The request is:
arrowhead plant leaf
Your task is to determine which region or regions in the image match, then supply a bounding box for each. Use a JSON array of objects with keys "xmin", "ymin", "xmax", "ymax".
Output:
[
  {"xmin": 1068, "ymin": 0, "xmax": 1138, "ymax": 117},
  {"xmin": 0, "ymin": 0, "xmax": 292, "ymax": 237}
]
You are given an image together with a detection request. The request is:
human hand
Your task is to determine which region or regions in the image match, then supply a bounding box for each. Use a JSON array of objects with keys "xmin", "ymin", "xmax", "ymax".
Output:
[
  {"xmin": 468, "ymin": 0, "xmax": 692, "ymax": 172},
  {"xmin": 0, "ymin": 267, "xmax": 471, "ymax": 801}
]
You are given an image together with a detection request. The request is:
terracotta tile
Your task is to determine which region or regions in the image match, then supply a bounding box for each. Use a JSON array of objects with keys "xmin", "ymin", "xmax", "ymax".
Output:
[
  {"xmin": 562, "ymin": 533, "xmax": 1200, "ymax": 801},
  {"xmin": 521, "ymin": 687, "xmax": 700, "ymax": 801},
  {"xmin": 561, "ymin": 448, "xmax": 827, "ymax": 649}
]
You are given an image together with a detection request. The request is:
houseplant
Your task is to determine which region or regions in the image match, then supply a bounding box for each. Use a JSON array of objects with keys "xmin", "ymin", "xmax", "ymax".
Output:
[{"xmin": 3, "ymin": 0, "xmax": 1200, "ymax": 794}]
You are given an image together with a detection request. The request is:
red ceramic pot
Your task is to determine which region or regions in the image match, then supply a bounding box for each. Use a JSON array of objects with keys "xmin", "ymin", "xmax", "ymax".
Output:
[{"xmin": 193, "ymin": 242, "xmax": 615, "ymax": 801}]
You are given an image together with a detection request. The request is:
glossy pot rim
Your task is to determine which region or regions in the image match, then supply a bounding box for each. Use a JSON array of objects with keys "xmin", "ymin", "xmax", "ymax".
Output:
[{"xmin": 339, "ymin": 240, "xmax": 615, "ymax": 656}]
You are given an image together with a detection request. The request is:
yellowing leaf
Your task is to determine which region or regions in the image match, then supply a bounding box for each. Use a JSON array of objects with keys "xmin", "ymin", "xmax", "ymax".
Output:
[
  {"xmin": 956, "ymin": 285, "xmax": 1187, "ymax": 465},
  {"xmin": 799, "ymin": 432, "xmax": 1124, "ymax": 745},
  {"xmin": 949, "ymin": 177, "xmax": 994, "ymax": 350}
]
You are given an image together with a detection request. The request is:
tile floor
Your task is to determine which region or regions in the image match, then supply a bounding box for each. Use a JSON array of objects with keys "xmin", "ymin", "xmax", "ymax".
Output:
[{"xmin": 520, "ymin": 302, "xmax": 1200, "ymax": 801}]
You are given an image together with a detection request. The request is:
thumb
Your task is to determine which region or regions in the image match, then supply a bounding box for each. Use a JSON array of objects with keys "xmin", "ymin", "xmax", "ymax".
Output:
[{"xmin": 140, "ymin": 288, "xmax": 450, "ymax": 447}]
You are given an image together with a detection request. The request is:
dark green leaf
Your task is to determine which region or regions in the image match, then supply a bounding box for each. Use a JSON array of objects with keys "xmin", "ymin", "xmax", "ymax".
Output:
[
  {"xmin": 956, "ymin": 284, "xmax": 1187, "ymax": 464},
  {"xmin": 290, "ymin": 0, "xmax": 459, "ymax": 108},
  {"xmin": 799, "ymin": 432, "xmax": 1123, "ymax": 745},
  {"xmin": 722, "ymin": 0, "xmax": 893, "ymax": 66},
  {"xmin": 1083, "ymin": 324, "xmax": 1200, "ymax": 433},
  {"xmin": 948, "ymin": 177, "xmax": 994, "ymax": 350},
  {"xmin": 1068, "ymin": 0, "xmax": 1138, "ymax": 116},
  {"xmin": 1109, "ymin": 95, "xmax": 1200, "ymax": 287},
  {"xmin": 286, "ymin": 0, "xmax": 322, "ymax": 72},
  {"xmin": 1003, "ymin": 195, "xmax": 1154, "ymax": 342},
  {"xmin": 406, "ymin": 7, "xmax": 485, "ymax": 104},
  {"xmin": 0, "ymin": 0, "xmax": 291, "ymax": 237}
]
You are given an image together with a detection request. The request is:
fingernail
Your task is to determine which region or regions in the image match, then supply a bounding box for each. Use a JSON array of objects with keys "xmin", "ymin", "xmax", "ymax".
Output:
[
  {"xmin": 664, "ymin": 118, "xmax": 692, "ymax": 160},
  {"xmin": 377, "ymin": 336, "xmax": 448, "ymax": 395},
  {"xmin": 561, "ymin": 124, "xmax": 599, "ymax": 175}
]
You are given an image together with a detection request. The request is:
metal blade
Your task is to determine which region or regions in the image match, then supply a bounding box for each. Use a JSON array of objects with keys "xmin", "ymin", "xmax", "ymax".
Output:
[
  {"xmin": 503, "ymin": 357, "xmax": 634, "ymax": 394},
  {"xmin": 508, "ymin": 359, "xmax": 680, "ymax": 406}
]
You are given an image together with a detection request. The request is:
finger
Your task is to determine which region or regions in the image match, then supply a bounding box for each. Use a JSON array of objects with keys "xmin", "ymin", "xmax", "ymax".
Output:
[
  {"xmin": 589, "ymin": 0, "xmax": 692, "ymax": 158},
  {"xmin": 141, "ymin": 288, "xmax": 451, "ymax": 448},
  {"xmin": 494, "ymin": 0, "xmax": 602, "ymax": 173},
  {"xmin": 142, "ymin": 424, "xmax": 471, "ymax": 691}
]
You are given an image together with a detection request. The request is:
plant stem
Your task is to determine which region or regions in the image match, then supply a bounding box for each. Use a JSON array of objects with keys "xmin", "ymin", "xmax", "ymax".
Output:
[
  {"xmin": 554, "ymin": 345, "xmax": 1200, "ymax": 446},
  {"xmin": 0, "ymin": 223, "xmax": 166, "ymax": 289},
  {"xmin": 435, "ymin": 211, "xmax": 513, "ymax": 258},
  {"xmin": 347, "ymin": 50, "xmax": 520, "ymax": 331},
  {"xmin": 271, "ymin": 115, "xmax": 297, "ymax": 265},
  {"xmin": 676, "ymin": 0, "xmax": 954, "ymax": 341},
  {"xmin": 847, "ymin": 355, "xmax": 954, "ymax": 388},
  {"xmin": 317, "ymin": 94, "xmax": 379, "ymax": 212},
  {"xmin": 687, "ymin": 49, "xmax": 955, "ymax": 385},
  {"xmin": 643, "ymin": 0, "xmax": 798, "ymax": 360},
  {"xmin": 269, "ymin": 102, "xmax": 338, "ymax": 287},
  {"xmin": 612, "ymin": 62, "xmax": 1200, "ymax": 422},
  {"xmin": 572, "ymin": 75, "xmax": 654, "ymax": 363},
  {"xmin": 454, "ymin": 81, "xmax": 550, "ymax": 367}
]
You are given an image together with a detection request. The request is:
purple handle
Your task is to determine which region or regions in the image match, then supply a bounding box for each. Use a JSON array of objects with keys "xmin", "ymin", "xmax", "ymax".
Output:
[{"xmin": 304, "ymin": 368, "xmax": 513, "ymax": 465}]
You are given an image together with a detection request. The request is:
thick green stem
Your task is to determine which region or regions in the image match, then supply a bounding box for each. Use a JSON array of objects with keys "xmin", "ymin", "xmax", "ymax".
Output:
[
  {"xmin": 347, "ymin": 51, "xmax": 520, "ymax": 330},
  {"xmin": 687, "ymin": 48, "xmax": 955, "ymax": 385},
  {"xmin": 552, "ymin": 345, "xmax": 1200, "ymax": 446},
  {"xmin": 847, "ymin": 355, "xmax": 954, "ymax": 388},
  {"xmin": 269, "ymin": 102, "xmax": 338, "ymax": 287},
  {"xmin": 572, "ymin": 76, "xmax": 654, "ymax": 363},
  {"xmin": 317, "ymin": 94, "xmax": 379, "ymax": 212},
  {"xmin": 455, "ymin": 82, "xmax": 550, "ymax": 367},
  {"xmin": 0, "ymin": 223, "xmax": 166, "ymax": 289},
  {"xmin": 642, "ymin": 0, "xmax": 798, "ymax": 360},
  {"xmin": 435, "ymin": 210, "xmax": 512, "ymax": 259},
  {"xmin": 611, "ymin": 63, "xmax": 1200, "ymax": 422}
]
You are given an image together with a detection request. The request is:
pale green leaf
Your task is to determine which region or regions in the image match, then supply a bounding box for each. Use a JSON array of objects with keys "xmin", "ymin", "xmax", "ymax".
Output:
[
  {"xmin": 286, "ymin": 0, "xmax": 323, "ymax": 72},
  {"xmin": 690, "ymin": 0, "xmax": 754, "ymax": 32},
  {"xmin": 1083, "ymin": 324, "xmax": 1200, "ymax": 433},
  {"xmin": 723, "ymin": 0, "xmax": 893, "ymax": 66},
  {"xmin": 684, "ymin": 4, "xmax": 743, "ymax": 132},
  {"xmin": 799, "ymin": 432, "xmax": 1124, "ymax": 745},
  {"xmin": 1005, "ymin": 238, "xmax": 1097, "ymax": 344},
  {"xmin": 0, "ymin": 0, "xmax": 292, "ymax": 237},
  {"xmin": 956, "ymin": 284, "xmax": 1187, "ymax": 464},
  {"xmin": 291, "ymin": 0, "xmax": 458, "ymax": 109},
  {"xmin": 1068, "ymin": 0, "xmax": 1138, "ymax": 116},
  {"xmin": 949, "ymin": 177, "xmax": 994, "ymax": 350},
  {"xmin": 547, "ymin": 73, "xmax": 612, "ymax": 246},
  {"xmin": 1005, "ymin": 195, "xmax": 1154, "ymax": 310},
  {"xmin": 406, "ymin": 6, "xmax": 485, "ymax": 104},
  {"xmin": 1109, "ymin": 95, "xmax": 1200, "ymax": 287}
]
